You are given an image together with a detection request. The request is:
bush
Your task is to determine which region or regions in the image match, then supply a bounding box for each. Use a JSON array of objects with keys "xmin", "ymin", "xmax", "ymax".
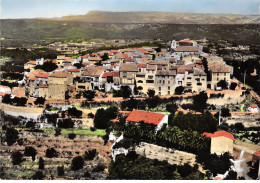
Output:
[
  {"xmin": 221, "ymin": 108, "xmax": 231, "ymax": 117},
  {"xmin": 46, "ymin": 148, "xmax": 57, "ymax": 158},
  {"xmin": 68, "ymin": 133, "xmax": 76, "ymax": 140},
  {"xmin": 83, "ymin": 171, "xmax": 91, "ymax": 178},
  {"xmin": 32, "ymin": 171, "xmax": 44, "ymax": 180},
  {"xmin": 57, "ymin": 166, "xmax": 65, "ymax": 176},
  {"xmin": 83, "ymin": 149, "xmax": 98, "ymax": 161},
  {"xmin": 88, "ymin": 113, "xmax": 95, "ymax": 118},
  {"xmin": 68, "ymin": 107, "xmax": 82, "ymax": 118},
  {"xmin": 34, "ymin": 97, "xmax": 46, "ymax": 105},
  {"xmin": 175, "ymin": 86, "xmax": 184, "ymax": 95},
  {"xmin": 230, "ymin": 82, "xmax": 237, "ymax": 90},
  {"xmin": 25, "ymin": 121, "xmax": 35, "ymax": 129},
  {"xmin": 24, "ymin": 146, "xmax": 37, "ymax": 161},
  {"xmin": 55, "ymin": 128, "xmax": 61, "ymax": 136},
  {"xmin": 224, "ymin": 170, "xmax": 237, "ymax": 180},
  {"xmin": 11, "ymin": 151, "xmax": 23, "ymax": 165},
  {"xmin": 5, "ymin": 127, "xmax": 19, "ymax": 146},
  {"xmin": 57, "ymin": 118, "xmax": 74, "ymax": 128},
  {"xmin": 90, "ymin": 127, "xmax": 96, "ymax": 131},
  {"xmin": 147, "ymin": 89, "xmax": 155, "ymax": 98},
  {"xmin": 71, "ymin": 156, "xmax": 84, "ymax": 171},
  {"xmin": 92, "ymin": 163, "xmax": 106, "ymax": 172},
  {"xmin": 38, "ymin": 157, "xmax": 44, "ymax": 169},
  {"xmin": 217, "ymin": 80, "xmax": 228, "ymax": 89}
]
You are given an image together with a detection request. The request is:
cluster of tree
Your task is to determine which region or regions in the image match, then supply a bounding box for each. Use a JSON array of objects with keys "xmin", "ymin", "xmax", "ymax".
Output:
[
  {"xmin": 34, "ymin": 61, "xmax": 58, "ymax": 72},
  {"xmin": 67, "ymin": 107, "xmax": 82, "ymax": 118},
  {"xmin": 217, "ymin": 80, "xmax": 229, "ymax": 89},
  {"xmin": 1, "ymin": 48, "xmax": 58, "ymax": 73},
  {"xmin": 94, "ymin": 106, "xmax": 118, "ymax": 129},
  {"xmin": 169, "ymin": 111, "xmax": 218, "ymax": 134},
  {"xmin": 247, "ymin": 161, "xmax": 259, "ymax": 180},
  {"xmin": 34, "ymin": 97, "xmax": 46, "ymax": 105},
  {"xmin": 57, "ymin": 118, "xmax": 74, "ymax": 128},
  {"xmin": 175, "ymin": 86, "xmax": 185, "ymax": 95},
  {"xmin": 5, "ymin": 127, "xmax": 19, "ymax": 146},
  {"xmin": 196, "ymin": 151, "xmax": 233, "ymax": 176},
  {"xmin": 112, "ymin": 86, "xmax": 132, "ymax": 99},
  {"xmin": 121, "ymin": 122, "xmax": 210, "ymax": 154},
  {"xmin": 24, "ymin": 146, "xmax": 37, "ymax": 161},
  {"xmin": 0, "ymin": 81, "xmax": 19, "ymax": 88},
  {"xmin": 107, "ymin": 152, "xmax": 204, "ymax": 180},
  {"xmin": 75, "ymin": 90, "xmax": 95, "ymax": 100},
  {"xmin": 2, "ymin": 94, "xmax": 28, "ymax": 106},
  {"xmin": 46, "ymin": 147, "xmax": 58, "ymax": 158},
  {"xmin": 83, "ymin": 149, "xmax": 98, "ymax": 161},
  {"xmin": 2, "ymin": 72, "xmax": 24, "ymax": 80}
]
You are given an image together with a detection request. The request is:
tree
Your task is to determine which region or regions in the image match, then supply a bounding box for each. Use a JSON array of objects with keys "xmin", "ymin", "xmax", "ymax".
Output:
[
  {"xmin": 24, "ymin": 146, "xmax": 37, "ymax": 161},
  {"xmin": 71, "ymin": 156, "xmax": 84, "ymax": 171},
  {"xmin": 83, "ymin": 149, "xmax": 98, "ymax": 161},
  {"xmin": 101, "ymin": 53, "xmax": 109, "ymax": 61},
  {"xmin": 94, "ymin": 106, "xmax": 118, "ymax": 129},
  {"xmin": 57, "ymin": 118, "xmax": 74, "ymax": 128},
  {"xmin": 82, "ymin": 90, "xmax": 95, "ymax": 100},
  {"xmin": 247, "ymin": 161, "xmax": 259, "ymax": 179},
  {"xmin": 67, "ymin": 107, "xmax": 82, "ymax": 118},
  {"xmin": 121, "ymin": 86, "xmax": 132, "ymax": 99},
  {"xmin": 34, "ymin": 97, "xmax": 46, "ymax": 105},
  {"xmin": 193, "ymin": 92, "xmax": 208, "ymax": 111},
  {"xmin": 166, "ymin": 103, "xmax": 178, "ymax": 114},
  {"xmin": 224, "ymin": 170, "xmax": 237, "ymax": 180},
  {"xmin": 5, "ymin": 127, "xmax": 19, "ymax": 146},
  {"xmin": 221, "ymin": 108, "xmax": 231, "ymax": 117},
  {"xmin": 217, "ymin": 80, "xmax": 228, "ymax": 90},
  {"xmin": 57, "ymin": 166, "xmax": 65, "ymax": 176},
  {"xmin": 2, "ymin": 94, "xmax": 11, "ymax": 104},
  {"xmin": 26, "ymin": 121, "xmax": 35, "ymax": 129},
  {"xmin": 46, "ymin": 148, "xmax": 57, "ymax": 158},
  {"xmin": 34, "ymin": 61, "xmax": 58, "ymax": 72},
  {"xmin": 147, "ymin": 89, "xmax": 155, "ymax": 98},
  {"xmin": 233, "ymin": 123, "xmax": 245, "ymax": 132},
  {"xmin": 11, "ymin": 97, "xmax": 28, "ymax": 106},
  {"xmin": 38, "ymin": 157, "xmax": 44, "ymax": 169},
  {"xmin": 68, "ymin": 133, "xmax": 76, "ymax": 139},
  {"xmin": 32, "ymin": 171, "xmax": 44, "ymax": 180},
  {"xmin": 55, "ymin": 128, "xmax": 61, "ymax": 136},
  {"xmin": 11, "ymin": 151, "xmax": 23, "ymax": 165},
  {"xmin": 175, "ymin": 86, "xmax": 184, "ymax": 95},
  {"xmin": 230, "ymin": 82, "xmax": 237, "ymax": 90}
]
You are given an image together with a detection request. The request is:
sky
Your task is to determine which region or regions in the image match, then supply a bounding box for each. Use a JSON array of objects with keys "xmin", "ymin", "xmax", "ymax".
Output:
[{"xmin": 1, "ymin": 0, "xmax": 260, "ymax": 19}]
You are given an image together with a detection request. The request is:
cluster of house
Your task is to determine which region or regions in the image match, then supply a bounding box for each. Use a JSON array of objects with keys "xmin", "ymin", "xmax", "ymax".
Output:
[{"xmin": 20, "ymin": 39, "xmax": 235, "ymax": 101}]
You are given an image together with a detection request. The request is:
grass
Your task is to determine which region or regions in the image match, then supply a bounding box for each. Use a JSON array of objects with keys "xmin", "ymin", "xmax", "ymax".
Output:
[
  {"xmin": 42, "ymin": 127, "xmax": 106, "ymax": 136},
  {"xmin": 240, "ymin": 104, "xmax": 245, "ymax": 112},
  {"xmin": 21, "ymin": 161, "xmax": 38, "ymax": 167},
  {"xmin": 50, "ymin": 107, "xmax": 59, "ymax": 111}
]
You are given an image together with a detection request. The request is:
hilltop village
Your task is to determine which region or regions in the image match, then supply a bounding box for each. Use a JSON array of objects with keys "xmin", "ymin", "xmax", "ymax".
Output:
[{"xmin": 0, "ymin": 39, "xmax": 260, "ymax": 180}]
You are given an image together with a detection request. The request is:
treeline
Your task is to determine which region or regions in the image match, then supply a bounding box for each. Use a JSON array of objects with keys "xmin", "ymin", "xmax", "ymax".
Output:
[{"xmin": 107, "ymin": 152, "xmax": 205, "ymax": 180}]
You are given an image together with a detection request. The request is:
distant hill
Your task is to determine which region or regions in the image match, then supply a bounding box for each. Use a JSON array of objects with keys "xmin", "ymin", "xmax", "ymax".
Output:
[
  {"xmin": 1, "ymin": 11, "xmax": 260, "ymax": 47},
  {"xmin": 40, "ymin": 11, "xmax": 260, "ymax": 24}
]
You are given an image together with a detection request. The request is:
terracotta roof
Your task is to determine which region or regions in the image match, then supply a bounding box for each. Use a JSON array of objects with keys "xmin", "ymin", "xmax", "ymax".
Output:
[
  {"xmin": 193, "ymin": 70, "xmax": 206, "ymax": 76},
  {"xmin": 102, "ymin": 72, "xmax": 119, "ymax": 78},
  {"xmin": 120, "ymin": 64, "xmax": 137, "ymax": 72},
  {"xmin": 250, "ymin": 105, "xmax": 258, "ymax": 108},
  {"xmin": 137, "ymin": 63, "xmax": 146, "ymax": 68},
  {"xmin": 179, "ymin": 39, "xmax": 192, "ymax": 44},
  {"xmin": 27, "ymin": 60, "xmax": 36, "ymax": 65},
  {"xmin": 67, "ymin": 69, "xmax": 80, "ymax": 72},
  {"xmin": 170, "ymin": 58, "xmax": 176, "ymax": 63},
  {"xmin": 82, "ymin": 62, "xmax": 88, "ymax": 66},
  {"xmin": 0, "ymin": 92, "xmax": 9, "ymax": 96},
  {"xmin": 174, "ymin": 46, "xmax": 199, "ymax": 52},
  {"xmin": 39, "ymin": 84, "xmax": 49, "ymax": 88},
  {"xmin": 82, "ymin": 65, "xmax": 104, "ymax": 76},
  {"xmin": 156, "ymin": 70, "xmax": 176, "ymax": 76},
  {"xmin": 213, "ymin": 177, "xmax": 223, "ymax": 180},
  {"xmin": 126, "ymin": 110, "xmax": 166, "ymax": 125},
  {"xmin": 81, "ymin": 55, "xmax": 89, "ymax": 58},
  {"xmin": 49, "ymin": 71, "xmax": 69, "ymax": 78},
  {"xmin": 147, "ymin": 65, "xmax": 156, "ymax": 71},
  {"xmin": 35, "ymin": 72, "xmax": 49, "ymax": 78},
  {"xmin": 88, "ymin": 57, "xmax": 102, "ymax": 61},
  {"xmin": 208, "ymin": 64, "xmax": 230, "ymax": 73},
  {"xmin": 0, "ymin": 85, "xmax": 11, "ymax": 89},
  {"xmin": 117, "ymin": 53, "xmax": 124, "ymax": 59},
  {"xmin": 26, "ymin": 70, "xmax": 44, "ymax": 80},
  {"xmin": 12, "ymin": 87, "xmax": 25, "ymax": 98},
  {"xmin": 57, "ymin": 55, "xmax": 66, "ymax": 59},
  {"xmin": 203, "ymin": 131, "xmax": 235, "ymax": 141},
  {"xmin": 253, "ymin": 151, "xmax": 260, "ymax": 157}
]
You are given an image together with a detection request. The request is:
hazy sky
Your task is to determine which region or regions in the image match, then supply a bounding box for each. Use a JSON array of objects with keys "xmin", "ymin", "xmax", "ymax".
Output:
[{"xmin": 1, "ymin": 0, "xmax": 260, "ymax": 19}]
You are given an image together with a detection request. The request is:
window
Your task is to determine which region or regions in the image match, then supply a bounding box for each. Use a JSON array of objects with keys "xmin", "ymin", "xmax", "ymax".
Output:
[
  {"xmin": 137, "ymin": 80, "xmax": 143, "ymax": 83},
  {"xmin": 168, "ymin": 80, "xmax": 170, "ymax": 84},
  {"xmin": 163, "ymin": 80, "xmax": 165, "ymax": 84},
  {"xmin": 178, "ymin": 81, "xmax": 182, "ymax": 85},
  {"xmin": 146, "ymin": 80, "xmax": 154, "ymax": 83},
  {"xmin": 159, "ymin": 92, "xmax": 161, "ymax": 95},
  {"xmin": 217, "ymin": 77, "xmax": 219, "ymax": 81},
  {"xmin": 187, "ymin": 77, "xmax": 192, "ymax": 80},
  {"xmin": 168, "ymin": 86, "xmax": 170, "ymax": 90},
  {"xmin": 197, "ymin": 83, "xmax": 202, "ymax": 86},
  {"xmin": 123, "ymin": 72, "xmax": 127, "ymax": 77},
  {"xmin": 217, "ymin": 73, "xmax": 219, "ymax": 76},
  {"xmin": 168, "ymin": 91, "xmax": 170, "ymax": 95},
  {"xmin": 139, "ymin": 68, "xmax": 141, "ymax": 72},
  {"xmin": 159, "ymin": 87, "xmax": 161, "ymax": 91},
  {"xmin": 224, "ymin": 73, "xmax": 226, "ymax": 76}
]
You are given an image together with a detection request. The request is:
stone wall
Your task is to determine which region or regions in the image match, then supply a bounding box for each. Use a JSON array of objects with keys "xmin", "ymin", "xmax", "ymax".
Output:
[
  {"xmin": 224, "ymin": 113, "xmax": 260, "ymax": 128},
  {"xmin": 135, "ymin": 142, "xmax": 197, "ymax": 166},
  {"xmin": 0, "ymin": 103, "xmax": 44, "ymax": 120}
]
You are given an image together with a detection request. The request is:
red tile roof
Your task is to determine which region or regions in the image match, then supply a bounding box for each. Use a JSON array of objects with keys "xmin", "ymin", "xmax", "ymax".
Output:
[
  {"xmin": 253, "ymin": 151, "xmax": 260, "ymax": 157},
  {"xmin": 137, "ymin": 63, "xmax": 146, "ymax": 68},
  {"xmin": 27, "ymin": 60, "xmax": 36, "ymax": 65},
  {"xmin": 49, "ymin": 71, "xmax": 69, "ymax": 78},
  {"xmin": 67, "ymin": 69, "xmax": 80, "ymax": 72},
  {"xmin": 0, "ymin": 92, "xmax": 9, "ymax": 96},
  {"xmin": 251, "ymin": 105, "xmax": 258, "ymax": 108},
  {"xmin": 35, "ymin": 72, "xmax": 49, "ymax": 78},
  {"xmin": 102, "ymin": 72, "xmax": 119, "ymax": 78},
  {"xmin": 213, "ymin": 177, "xmax": 223, "ymax": 180},
  {"xmin": 126, "ymin": 110, "xmax": 166, "ymax": 126},
  {"xmin": 82, "ymin": 62, "xmax": 88, "ymax": 66},
  {"xmin": 81, "ymin": 55, "xmax": 89, "ymax": 59},
  {"xmin": 179, "ymin": 39, "xmax": 192, "ymax": 44},
  {"xmin": 203, "ymin": 131, "xmax": 235, "ymax": 141}
]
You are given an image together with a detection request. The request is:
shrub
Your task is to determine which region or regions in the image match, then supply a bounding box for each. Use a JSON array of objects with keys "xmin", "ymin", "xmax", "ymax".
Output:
[
  {"xmin": 83, "ymin": 171, "xmax": 91, "ymax": 178},
  {"xmin": 5, "ymin": 127, "xmax": 19, "ymax": 146},
  {"xmin": 92, "ymin": 163, "xmax": 106, "ymax": 172},
  {"xmin": 24, "ymin": 146, "xmax": 37, "ymax": 161},
  {"xmin": 71, "ymin": 156, "xmax": 84, "ymax": 171},
  {"xmin": 88, "ymin": 113, "xmax": 95, "ymax": 118},
  {"xmin": 147, "ymin": 89, "xmax": 155, "ymax": 98},
  {"xmin": 38, "ymin": 157, "xmax": 44, "ymax": 169},
  {"xmin": 57, "ymin": 118, "xmax": 74, "ymax": 128},
  {"xmin": 57, "ymin": 166, "xmax": 65, "ymax": 176},
  {"xmin": 83, "ymin": 149, "xmax": 98, "ymax": 161},
  {"xmin": 46, "ymin": 148, "xmax": 57, "ymax": 158},
  {"xmin": 175, "ymin": 86, "xmax": 184, "ymax": 95},
  {"xmin": 11, "ymin": 151, "xmax": 23, "ymax": 165},
  {"xmin": 32, "ymin": 171, "xmax": 44, "ymax": 180},
  {"xmin": 68, "ymin": 133, "xmax": 76, "ymax": 140}
]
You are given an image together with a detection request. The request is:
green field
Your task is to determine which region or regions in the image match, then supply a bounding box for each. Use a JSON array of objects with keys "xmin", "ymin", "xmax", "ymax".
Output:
[{"xmin": 42, "ymin": 127, "xmax": 106, "ymax": 136}]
